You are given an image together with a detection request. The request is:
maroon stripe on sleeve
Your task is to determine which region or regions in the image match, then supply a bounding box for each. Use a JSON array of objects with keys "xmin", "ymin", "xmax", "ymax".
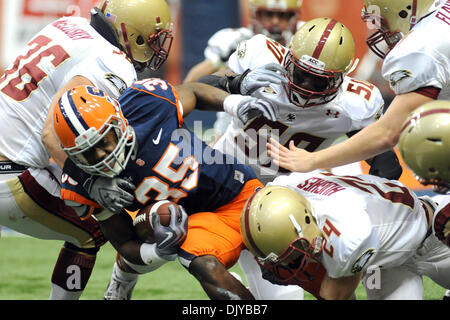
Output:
[{"xmin": 414, "ymin": 86, "xmax": 441, "ymax": 99}]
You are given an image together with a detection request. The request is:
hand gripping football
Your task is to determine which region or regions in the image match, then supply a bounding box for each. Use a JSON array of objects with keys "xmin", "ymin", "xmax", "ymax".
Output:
[{"xmin": 132, "ymin": 200, "xmax": 176, "ymax": 243}]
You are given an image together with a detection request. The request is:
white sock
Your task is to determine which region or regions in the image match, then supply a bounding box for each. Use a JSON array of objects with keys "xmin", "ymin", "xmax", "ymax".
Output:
[
  {"xmin": 113, "ymin": 262, "xmax": 139, "ymax": 282},
  {"xmin": 49, "ymin": 284, "xmax": 83, "ymax": 300}
]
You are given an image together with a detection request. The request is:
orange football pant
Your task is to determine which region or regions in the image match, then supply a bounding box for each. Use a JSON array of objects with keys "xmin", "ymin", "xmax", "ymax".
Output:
[{"xmin": 180, "ymin": 178, "xmax": 263, "ymax": 269}]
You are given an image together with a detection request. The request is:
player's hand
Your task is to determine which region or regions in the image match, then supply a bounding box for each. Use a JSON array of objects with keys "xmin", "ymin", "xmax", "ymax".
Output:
[
  {"xmin": 152, "ymin": 204, "xmax": 188, "ymax": 257},
  {"xmin": 239, "ymin": 63, "xmax": 287, "ymax": 95},
  {"xmin": 83, "ymin": 176, "xmax": 136, "ymax": 214},
  {"xmin": 224, "ymin": 94, "xmax": 279, "ymax": 125},
  {"xmin": 267, "ymin": 138, "xmax": 315, "ymax": 173},
  {"xmin": 206, "ymin": 28, "xmax": 253, "ymax": 63}
]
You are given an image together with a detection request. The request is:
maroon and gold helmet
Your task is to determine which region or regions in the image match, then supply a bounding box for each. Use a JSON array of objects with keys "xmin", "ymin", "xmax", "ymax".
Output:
[{"xmin": 241, "ymin": 185, "xmax": 323, "ymax": 282}]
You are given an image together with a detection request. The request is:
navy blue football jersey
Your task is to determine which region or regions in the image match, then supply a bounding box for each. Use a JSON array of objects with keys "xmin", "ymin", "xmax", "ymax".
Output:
[{"xmin": 62, "ymin": 78, "xmax": 257, "ymax": 214}]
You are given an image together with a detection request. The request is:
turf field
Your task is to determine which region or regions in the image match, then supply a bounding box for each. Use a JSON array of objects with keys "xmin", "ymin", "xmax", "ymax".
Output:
[{"xmin": 0, "ymin": 235, "xmax": 447, "ymax": 300}]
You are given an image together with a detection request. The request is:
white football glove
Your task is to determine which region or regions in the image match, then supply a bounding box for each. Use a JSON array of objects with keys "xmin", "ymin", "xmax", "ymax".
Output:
[
  {"xmin": 204, "ymin": 27, "xmax": 253, "ymax": 68},
  {"xmin": 239, "ymin": 62, "xmax": 288, "ymax": 95},
  {"xmin": 224, "ymin": 94, "xmax": 279, "ymax": 125}
]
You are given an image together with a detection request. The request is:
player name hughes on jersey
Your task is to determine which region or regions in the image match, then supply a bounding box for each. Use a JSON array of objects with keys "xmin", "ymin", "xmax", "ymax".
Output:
[{"xmin": 61, "ymin": 79, "xmax": 257, "ymax": 216}]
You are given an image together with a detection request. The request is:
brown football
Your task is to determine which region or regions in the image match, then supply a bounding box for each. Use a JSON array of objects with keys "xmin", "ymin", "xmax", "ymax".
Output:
[{"xmin": 132, "ymin": 200, "xmax": 175, "ymax": 243}]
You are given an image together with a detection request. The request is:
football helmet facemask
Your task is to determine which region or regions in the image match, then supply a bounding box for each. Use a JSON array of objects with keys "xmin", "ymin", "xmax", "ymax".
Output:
[
  {"xmin": 398, "ymin": 100, "xmax": 450, "ymax": 192},
  {"xmin": 283, "ymin": 17, "xmax": 356, "ymax": 108},
  {"xmin": 241, "ymin": 185, "xmax": 323, "ymax": 282},
  {"xmin": 361, "ymin": 0, "xmax": 436, "ymax": 59},
  {"xmin": 250, "ymin": 0, "xmax": 302, "ymax": 46},
  {"xmin": 53, "ymin": 86, "xmax": 136, "ymax": 178},
  {"xmin": 98, "ymin": 0, "xmax": 173, "ymax": 72}
]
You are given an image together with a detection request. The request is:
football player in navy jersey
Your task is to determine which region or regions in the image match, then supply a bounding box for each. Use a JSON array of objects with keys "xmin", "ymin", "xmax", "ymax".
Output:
[{"xmin": 50, "ymin": 80, "xmax": 275, "ymax": 299}]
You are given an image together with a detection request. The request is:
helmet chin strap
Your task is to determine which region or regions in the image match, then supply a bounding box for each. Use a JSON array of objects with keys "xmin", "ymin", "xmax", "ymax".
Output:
[
  {"xmin": 345, "ymin": 58, "xmax": 360, "ymax": 76},
  {"xmin": 289, "ymin": 214, "xmax": 303, "ymax": 236}
]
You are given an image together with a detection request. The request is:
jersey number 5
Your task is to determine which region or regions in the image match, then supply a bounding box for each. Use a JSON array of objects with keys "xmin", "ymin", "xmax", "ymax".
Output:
[{"xmin": 0, "ymin": 35, "xmax": 70, "ymax": 101}]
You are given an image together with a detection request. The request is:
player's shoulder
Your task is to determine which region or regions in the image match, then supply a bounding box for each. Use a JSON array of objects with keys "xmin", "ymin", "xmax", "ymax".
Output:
[
  {"xmin": 382, "ymin": 12, "xmax": 450, "ymax": 94},
  {"xmin": 127, "ymin": 78, "xmax": 176, "ymax": 101},
  {"xmin": 317, "ymin": 196, "xmax": 378, "ymax": 278},
  {"xmin": 209, "ymin": 27, "xmax": 253, "ymax": 41},
  {"xmin": 232, "ymin": 34, "xmax": 286, "ymax": 69},
  {"xmin": 120, "ymin": 78, "xmax": 181, "ymax": 123},
  {"xmin": 335, "ymin": 76, "xmax": 384, "ymax": 121}
]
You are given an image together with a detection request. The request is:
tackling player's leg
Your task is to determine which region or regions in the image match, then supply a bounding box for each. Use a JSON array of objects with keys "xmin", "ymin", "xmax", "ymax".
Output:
[{"xmin": 0, "ymin": 163, "xmax": 106, "ymax": 299}]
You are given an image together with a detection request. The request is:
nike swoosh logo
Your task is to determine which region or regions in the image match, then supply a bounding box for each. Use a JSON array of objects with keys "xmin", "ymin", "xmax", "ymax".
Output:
[
  {"xmin": 159, "ymin": 231, "xmax": 174, "ymax": 247},
  {"xmin": 153, "ymin": 128, "xmax": 163, "ymax": 144}
]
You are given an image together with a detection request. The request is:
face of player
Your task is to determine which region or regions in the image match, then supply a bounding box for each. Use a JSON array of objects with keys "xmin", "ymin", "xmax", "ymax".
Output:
[
  {"xmin": 82, "ymin": 130, "xmax": 119, "ymax": 171},
  {"xmin": 257, "ymin": 10, "xmax": 295, "ymax": 38},
  {"xmin": 292, "ymin": 66, "xmax": 330, "ymax": 96}
]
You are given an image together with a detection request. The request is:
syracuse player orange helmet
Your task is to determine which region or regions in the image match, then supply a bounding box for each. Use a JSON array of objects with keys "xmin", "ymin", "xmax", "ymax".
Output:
[
  {"xmin": 284, "ymin": 17, "xmax": 356, "ymax": 108},
  {"xmin": 361, "ymin": 0, "xmax": 436, "ymax": 58},
  {"xmin": 241, "ymin": 185, "xmax": 323, "ymax": 281},
  {"xmin": 98, "ymin": 0, "xmax": 173, "ymax": 71},
  {"xmin": 53, "ymin": 85, "xmax": 136, "ymax": 177}
]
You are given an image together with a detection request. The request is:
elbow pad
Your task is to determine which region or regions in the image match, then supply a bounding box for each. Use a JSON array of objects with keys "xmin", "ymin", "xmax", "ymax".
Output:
[{"xmin": 369, "ymin": 150, "xmax": 403, "ymax": 180}]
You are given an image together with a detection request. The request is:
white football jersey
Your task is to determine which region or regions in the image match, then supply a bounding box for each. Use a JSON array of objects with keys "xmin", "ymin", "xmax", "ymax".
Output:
[
  {"xmin": 215, "ymin": 35, "xmax": 384, "ymax": 183},
  {"xmin": 269, "ymin": 171, "xmax": 429, "ymax": 278},
  {"xmin": 204, "ymin": 21, "xmax": 306, "ymax": 69},
  {"xmin": 0, "ymin": 16, "xmax": 137, "ymax": 168},
  {"xmin": 382, "ymin": 2, "xmax": 450, "ymax": 99}
]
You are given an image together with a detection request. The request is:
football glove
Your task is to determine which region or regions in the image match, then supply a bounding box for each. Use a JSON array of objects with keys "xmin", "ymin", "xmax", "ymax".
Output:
[
  {"xmin": 151, "ymin": 204, "xmax": 188, "ymax": 257},
  {"xmin": 224, "ymin": 94, "xmax": 279, "ymax": 125},
  {"xmin": 239, "ymin": 62, "xmax": 287, "ymax": 95},
  {"xmin": 83, "ymin": 176, "xmax": 136, "ymax": 214}
]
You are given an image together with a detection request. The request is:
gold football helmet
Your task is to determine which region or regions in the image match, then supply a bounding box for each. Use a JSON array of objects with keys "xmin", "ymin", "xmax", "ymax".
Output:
[
  {"xmin": 241, "ymin": 185, "xmax": 323, "ymax": 280},
  {"xmin": 250, "ymin": 0, "xmax": 302, "ymax": 46},
  {"xmin": 398, "ymin": 100, "xmax": 450, "ymax": 191},
  {"xmin": 284, "ymin": 17, "xmax": 355, "ymax": 108},
  {"xmin": 361, "ymin": 0, "xmax": 435, "ymax": 59},
  {"xmin": 99, "ymin": 0, "xmax": 173, "ymax": 71}
]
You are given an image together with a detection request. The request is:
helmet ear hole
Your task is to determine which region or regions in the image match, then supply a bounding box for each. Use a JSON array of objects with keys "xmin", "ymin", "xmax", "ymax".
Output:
[
  {"xmin": 136, "ymin": 35, "xmax": 145, "ymax": 45},
  {"xmin": 305, "ymin": 216, "xmax": 311, "ymax": 224}
]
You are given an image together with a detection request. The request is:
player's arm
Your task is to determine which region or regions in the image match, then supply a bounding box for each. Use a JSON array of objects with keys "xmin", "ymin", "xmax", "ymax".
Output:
[
  {"xmin": 346, "ymin": 130, "xmax": 402, "ymax": 180},
  {"xmin": 197, "ymin": 63, "xmax": 287, "ymax": 96},
  {"xmin": 319, "ymin": 273, "xmax": 362, "ymax": 300},
  {"xmin": 176, "ymin": 82, "xmax": 279, "ymax": 124},
  {"xmin": 42, "ymin": 76, "xmax": 94, "ymax": 168},
  {"xmin": 268, "ymin": 92, "xmax": 432, "ymax": 172},
  {"xmin": 176, "ymin": 82, "xmax": 230, "ymax": 116},
  {"xmin": 183, "ymin": 59, "xmax": 223, "ymax": 83}
]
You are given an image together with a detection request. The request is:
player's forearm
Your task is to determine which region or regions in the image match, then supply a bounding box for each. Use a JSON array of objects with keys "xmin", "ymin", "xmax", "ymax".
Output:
[
  {"xmin": 311, "ymin": 121, "xmax": 396, "ymax": 171},
  {"xmin": 311, "ymin": 92, "xmax": 430, "ymax": 171},
  {"xmin": 42, "ymin": 122, "xmax": 67, "ymax": 168},
  {"xmin": 183, "ymin": 59, "xmax": 219, "ymax": 83},
  {"xmin": 179, "ymin": 82, "xmax": 230, "ymax": 114},
  {"xmin": 98, "ymin": 214, "xmax": 144, "ymax": 264},
  {"xmin": 319, "ymin": 273, "xmax": 362, "ymax": 300}
]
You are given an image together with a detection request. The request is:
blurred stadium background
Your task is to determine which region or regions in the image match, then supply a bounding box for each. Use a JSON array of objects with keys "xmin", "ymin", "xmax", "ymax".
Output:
[{"xmin": 0, "ymin": 0, "xmax": 443, "ymax": 299}]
